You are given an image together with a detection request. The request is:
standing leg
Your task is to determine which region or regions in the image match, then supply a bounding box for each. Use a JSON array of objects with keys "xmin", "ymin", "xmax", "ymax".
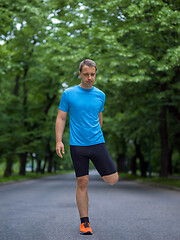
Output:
[
  {"xmin": 76, "ymin": 175, "xmax": 89, "ymax": 218},
  {"xmin": 76, "ymin": 175, "xmax": 93, "ymax": 235},
  {"xmin": 70, "ymin": 145, "xmax": 93, "ymax": 234}
]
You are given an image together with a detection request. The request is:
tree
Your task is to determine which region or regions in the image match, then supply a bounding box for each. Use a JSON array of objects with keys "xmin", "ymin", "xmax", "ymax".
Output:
[{"xmin": 1, "ymin": 0, "xmax": 179, "ymax": 178}]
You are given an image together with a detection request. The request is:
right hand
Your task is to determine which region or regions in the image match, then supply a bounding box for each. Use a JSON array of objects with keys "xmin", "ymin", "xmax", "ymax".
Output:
[{"xmin": 56, "ymin": 142, "xmax": 65, "ymax": 158}]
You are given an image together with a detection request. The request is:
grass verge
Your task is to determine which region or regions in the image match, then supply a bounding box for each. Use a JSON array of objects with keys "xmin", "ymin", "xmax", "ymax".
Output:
[
  {"xmin": 119, "ymin": 173, "xmax": 180, "ymax": 189},
  {"xmin": 0, "ymin": 170, "xmax": 73, "ymax": 184}
]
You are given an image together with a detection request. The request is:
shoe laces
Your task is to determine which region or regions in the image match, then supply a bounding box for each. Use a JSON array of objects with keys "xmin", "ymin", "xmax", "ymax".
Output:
[{"xmin": 83, "ymin": 222, "xmax": 90, "ymax": 228}]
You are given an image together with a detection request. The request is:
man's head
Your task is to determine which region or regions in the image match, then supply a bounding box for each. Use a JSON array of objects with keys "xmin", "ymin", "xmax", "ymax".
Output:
[
  {"xmin": 79, "ymin": 59, "xmax": 97, "ymax": 89},
  {"xmin": 79, "ymin": 59, "xmax": 97, "ymax": 73}
]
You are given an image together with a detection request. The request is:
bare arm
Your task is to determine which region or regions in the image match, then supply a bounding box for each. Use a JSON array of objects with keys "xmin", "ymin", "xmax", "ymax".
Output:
[
  {"xmin": 99, "ymin": 112, "xmax": 103, "ymax": 128},
  {"xmin": 55, "ymin": 110, "xmax": 67, "ymax": 158}
]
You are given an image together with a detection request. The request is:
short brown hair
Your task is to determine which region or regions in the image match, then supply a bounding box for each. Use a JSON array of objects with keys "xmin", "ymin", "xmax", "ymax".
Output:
[{"xmin": 79, "ymin": 59, "xmax": 97, "ymax": 72}]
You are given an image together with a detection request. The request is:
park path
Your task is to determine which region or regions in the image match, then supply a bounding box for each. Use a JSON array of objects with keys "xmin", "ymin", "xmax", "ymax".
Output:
[{"xmin": 0, "ymin": 172, "xmax": 180, "ymax": 240}]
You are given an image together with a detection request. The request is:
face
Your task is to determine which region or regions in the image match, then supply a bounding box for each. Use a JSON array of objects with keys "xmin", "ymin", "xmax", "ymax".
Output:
[{"xmin": 79, "ymin": 65, "xmax": 96, "ymax": 89}]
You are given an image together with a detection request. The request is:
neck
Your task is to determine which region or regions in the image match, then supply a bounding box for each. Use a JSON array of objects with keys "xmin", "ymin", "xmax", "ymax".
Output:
[{"xmin": 79, "ymin": 83, "xmax": 93, "ymax": 89}]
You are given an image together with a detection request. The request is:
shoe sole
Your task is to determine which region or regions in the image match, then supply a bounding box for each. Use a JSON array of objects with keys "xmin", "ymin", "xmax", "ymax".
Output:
[{"xmin": 80, "ymin": 231, "xmax": 93, "ymax": 235}]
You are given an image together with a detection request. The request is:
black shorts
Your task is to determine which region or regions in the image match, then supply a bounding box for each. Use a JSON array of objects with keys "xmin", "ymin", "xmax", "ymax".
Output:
[{"xmin": 70, "ymin": 143, "xmax": 117, "ymax": 178}]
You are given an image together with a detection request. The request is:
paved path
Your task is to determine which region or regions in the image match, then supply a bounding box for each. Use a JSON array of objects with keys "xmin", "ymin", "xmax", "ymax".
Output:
[{"xmin": 0, "ymin": 172, "xmax": 180, "ymax": 240}]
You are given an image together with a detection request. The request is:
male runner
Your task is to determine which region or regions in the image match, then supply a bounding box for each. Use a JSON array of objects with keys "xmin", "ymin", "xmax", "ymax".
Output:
[{"xmin": 56, "ymin": 59, "xmax": 119, "ymax": 235}]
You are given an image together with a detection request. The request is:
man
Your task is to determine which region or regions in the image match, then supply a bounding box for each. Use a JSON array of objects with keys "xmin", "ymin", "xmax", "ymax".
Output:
[{"xmin": 56, "ymin": 59, "xmax": 119, "ymax": 235}]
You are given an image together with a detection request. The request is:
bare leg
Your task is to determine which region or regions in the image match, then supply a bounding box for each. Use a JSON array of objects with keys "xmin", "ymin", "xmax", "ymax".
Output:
[
  {"xmin": 76, "ymin": 175, "xmax": 89, "ymax": 218},
  {"xmin": 102, "ymin": 172, "xmax": 119, "ymax": 185}
]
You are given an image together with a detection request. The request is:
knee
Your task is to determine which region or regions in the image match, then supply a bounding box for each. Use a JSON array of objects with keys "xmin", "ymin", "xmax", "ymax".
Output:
[
  {"xmin": 109, "ymin": 174, "xmax": 119, "ymax": 185},
  {"xmin": 77, "ymin": 175, "xmax": 89, "ymax": 191},
  {"xmin": 102, "ymin": 172, "xmax": 119, "ymax": 185},
  {"xmin": 110, "ymin": 174, "xmax": 119, "ymax": 185}
]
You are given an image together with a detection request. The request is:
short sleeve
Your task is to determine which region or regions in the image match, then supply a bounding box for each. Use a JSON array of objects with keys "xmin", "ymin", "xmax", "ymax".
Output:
[
  {"xmin": 99, "ymin": 93, "xmax": 105, "ymax": 112},
  {"xmin": 59, "ymin": 92, "xmax": 69, "ymax": 112}
]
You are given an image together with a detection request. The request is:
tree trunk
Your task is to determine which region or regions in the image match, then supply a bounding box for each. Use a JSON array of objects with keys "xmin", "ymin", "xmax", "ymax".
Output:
[
  {"xmin": 48, "ymin": 152, "xmax": 53, "ymax": 173},
  {"xmin": 36, "ymin": 153, "xmax": 41, "ymax": 174},
  {"xmin": 19, "ymin": 153, "xmax": 27, "ymax": 175},
  {"xmin": 168, "ymin": 148, "xmax": 173, "ymax": 175},
  {"xmin": 131, "ymin": 155, "xmax": 137, "ymax": 175},
  {"xmin": 13, "ymin": 74, "xmax": 20, "ymax": 96},
  {"xmin": 5, "ymin": 74, "xmax": 21, "ymax": 178},
  {"xmin": 159, "ymin": 106, "xmax": 169, "ymax": 177},
  {"xmin": 4, "ymin": 157, "xmax": 13, "ymax": 177},
  {"xmin": 135, "ymin": 142, "xmax": 147, "ymax": 177},
  {"xmin": 31, "ymin": 153, "xmax": 34, "ymax": 172},
  {"xmin": 117, "ymin": 153, "xmax": 126, "ymax": 173},
  {"xmin": 41, "ymin": 159, "xmax": 47, "ymax": 174},
  {"xmin": 116, "ymin": 137, "xmax": 127, "ymax": 173},
  {"xmin": 53, "ymin": 159, "xmax": 58, "ymax": 173}
]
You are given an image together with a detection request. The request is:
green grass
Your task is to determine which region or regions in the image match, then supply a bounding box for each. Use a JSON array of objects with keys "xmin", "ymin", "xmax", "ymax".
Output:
[
  {"xmin": 119, "ymin": 173, "xmax": 180, "ymax": 189},
  {"xmin": 0, "ymin": 170, "xmax": 73, "ymax": 183}
]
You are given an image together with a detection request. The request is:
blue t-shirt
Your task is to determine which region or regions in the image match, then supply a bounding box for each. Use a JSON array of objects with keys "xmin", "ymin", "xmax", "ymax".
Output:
[{"xmin": 59, "ymin": 85, "xmax": 105, "ymax": 146}]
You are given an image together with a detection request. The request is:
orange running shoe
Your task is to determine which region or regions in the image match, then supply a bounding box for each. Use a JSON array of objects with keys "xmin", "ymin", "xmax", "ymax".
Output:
[{"xmin": 80, "ymin": 222, "xmax": 93, "ymax": 235}]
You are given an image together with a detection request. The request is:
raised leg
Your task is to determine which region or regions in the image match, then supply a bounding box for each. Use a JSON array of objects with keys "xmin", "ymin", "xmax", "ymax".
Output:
[{"xmin": 102, "ymin": 172, "xmax": 119, "ymax": 185}]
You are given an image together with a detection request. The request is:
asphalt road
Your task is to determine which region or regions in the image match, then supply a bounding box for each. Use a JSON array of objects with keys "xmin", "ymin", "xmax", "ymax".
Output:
[{"xmin": 0, "ymin": 172, "xmax": 180, "ymax": 240}]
